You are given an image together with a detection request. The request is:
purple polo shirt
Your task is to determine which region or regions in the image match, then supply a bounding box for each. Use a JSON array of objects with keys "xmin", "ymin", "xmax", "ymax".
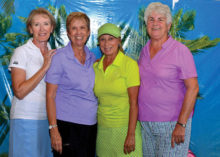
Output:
[
  {"xmin": 45, "ymin": 42, "xmax": 97, "ymax": 125},
  {"xmin": 138, "ymin": 36, "xmax": 197, "ymax": 122}
]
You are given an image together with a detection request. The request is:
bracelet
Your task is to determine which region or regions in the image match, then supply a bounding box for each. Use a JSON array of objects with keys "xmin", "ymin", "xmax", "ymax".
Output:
[
  {"xmin": 49, "ymin": 124, "xmax": 57, "ymax": 130},
  {"xmin": 177, "ymin": 122, "xmax": 186, "ymax": 128}
]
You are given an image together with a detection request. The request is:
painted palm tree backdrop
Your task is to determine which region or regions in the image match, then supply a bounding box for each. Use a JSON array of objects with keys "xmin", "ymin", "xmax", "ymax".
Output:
[{"xmin": 0, "ymin": 0, "xmax": 220, "ymax": 157}]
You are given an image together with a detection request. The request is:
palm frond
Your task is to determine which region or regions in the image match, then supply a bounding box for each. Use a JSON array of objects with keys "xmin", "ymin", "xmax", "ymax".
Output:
[
  {"xmin": 0, "ymin": 14, "xmax": 12, "ymax": 38},
  {"xmin": 170, "ymin": 9, "xmax": 195, "ymax": 39},
  {"xmin": 17, "ymin": 16, "xmax": 27, "ymax": 23},
  {"xmin": 179, "ymin": 10, "xmax": 195, "ymax": 31},
  {"xmin": 119, "ymin": 22, "xmax": 132, "ymax": 46},
  {"xmin": 58, "ymin": 5, "xmax": 67, "ymax": 18},
  {"xmin": 196, "ymin": 93, "xmax": 203, "ymax": 99},
  {"xmin": 187, "ymin": 37, "xmax": 220, "ymax": 53},
  {"xmin": 177, "ymin": 10, "xmax": 195, "ymax": 38},
  {"xmin": 0, "ymin": 124, "xmax": 9, "ymax": 145},
  {"xmin": 48, "ymin": 5, "xmax": 67, "ymax": 48},
  {"xmin": 0, "ymin": 0, "xmax": 15, "ymax": 15},
  {"xmin": 176, "ymin": 36, "xmax": 220, "ymax": 53},
  {"xmin": 170, "ymin": 9, "xmax": 183, "ymax": 38},
  {"xmin": 0, "ymin": 95, "xmax": 10, "ymax": 145},
  {"xmin": 138, "ymin": 7, "xmax": 148, "ymax": 45}
]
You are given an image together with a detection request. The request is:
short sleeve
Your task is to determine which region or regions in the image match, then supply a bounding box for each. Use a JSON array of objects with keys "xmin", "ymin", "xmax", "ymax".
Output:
[
  {"xmin": 125, "ymin": 58, "xmax": 140, "ymax": 87},
  {"xmin": 8, "ymin": 47, "xmax": 27, "ymax": 71},
  {"xmin": 45, "ymin": 52, "xmax": 63, "ymax": 84},
  {"xmin": 178, "ymin": 45, "xmax": 197, "ymax": 79}
]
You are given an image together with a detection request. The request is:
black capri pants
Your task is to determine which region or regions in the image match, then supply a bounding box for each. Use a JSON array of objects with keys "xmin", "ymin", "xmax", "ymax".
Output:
[{"xmin": 53, "ymin": 119, "xmax": 97, "ymax": 157}]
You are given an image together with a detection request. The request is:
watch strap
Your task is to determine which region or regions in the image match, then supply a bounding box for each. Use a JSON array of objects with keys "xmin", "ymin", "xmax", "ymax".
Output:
[
  {"xmin": 49, "ymin": 124, "xmax": 57, "ymax": 130},
  {"xmin": 177, "ymin": 122, "xmax": 186, "ymax": 128}
]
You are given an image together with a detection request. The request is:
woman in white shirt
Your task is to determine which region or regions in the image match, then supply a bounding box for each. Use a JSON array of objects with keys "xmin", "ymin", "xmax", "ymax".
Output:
[{"xmin": 8, "ymin": 8, "xmax": 56, "ymax": 157}]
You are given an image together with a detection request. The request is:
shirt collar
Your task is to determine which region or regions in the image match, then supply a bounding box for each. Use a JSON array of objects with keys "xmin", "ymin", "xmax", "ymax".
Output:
[
  {"xmin": 97, "ymin": 50, "xmax": 124, "ymax": 70},
  {"xmin": 26, "ymin": 38, "xmax": 51, "ymax": 50},
  {"xmin": 145, "ymin": 36, "xmax": 173, "ymax": 56},
  {"xmin": 112, "ymin": 50, "xmax": 124, "ymax": 66},
  {"xmin": 66, "ymin": 41, "xmax": 92, "ymax": 61},
  {"xmin": 161, "ymin": 36, "xmax": 173, "ymax": 49},
  {"xmin": 147, "ymin": 36, "xmax": 173, "ymax": 48}
]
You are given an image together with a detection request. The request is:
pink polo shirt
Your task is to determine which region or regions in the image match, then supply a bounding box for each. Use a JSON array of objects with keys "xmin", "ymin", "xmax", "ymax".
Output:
[{"xmin": 138, "ymin": 36, "xmax": 197, "ymax": 122}]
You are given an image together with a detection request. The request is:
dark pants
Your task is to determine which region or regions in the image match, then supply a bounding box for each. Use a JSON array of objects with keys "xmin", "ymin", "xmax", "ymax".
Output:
[{"xmin": 53, "ymin": 120, "xmax": 97, "ymax": 157}]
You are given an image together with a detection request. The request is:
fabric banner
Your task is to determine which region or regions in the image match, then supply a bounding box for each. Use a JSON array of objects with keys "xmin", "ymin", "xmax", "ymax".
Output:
[{"xmin": 0, "ymin": 0, "xmax": 219, "ymax": 156}]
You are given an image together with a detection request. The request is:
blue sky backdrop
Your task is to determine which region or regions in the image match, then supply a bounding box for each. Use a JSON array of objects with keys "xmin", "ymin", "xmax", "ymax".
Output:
[{"xmin": 0, "ymin": 0, "xmax": 219, "ymax": 156}]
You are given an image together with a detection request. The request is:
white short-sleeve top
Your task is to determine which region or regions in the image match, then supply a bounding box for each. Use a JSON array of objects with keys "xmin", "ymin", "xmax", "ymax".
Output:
[{"xmin": 8, "ymin": 38, "xmax": 51, "ymax": 120}]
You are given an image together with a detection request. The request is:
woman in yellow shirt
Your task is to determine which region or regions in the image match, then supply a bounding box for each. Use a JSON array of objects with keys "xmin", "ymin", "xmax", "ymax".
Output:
[{"xmin": 93, "ymin": 23, "xmax": 142, "ymax": 157}]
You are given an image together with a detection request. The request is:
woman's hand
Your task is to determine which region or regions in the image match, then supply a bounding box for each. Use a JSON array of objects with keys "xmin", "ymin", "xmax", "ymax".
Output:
[
  {"xmin": 42, "ymin": 49, "xmax": 56, "ymax": 70},
  {"xmin": 171, "ymin": 77, "xmax": 199, "ymax": 148},
  {"xmin": 124, "ymin": 86, "xmax": 139, "ymax": 154},
  {"xmin": 171, "ymin": 124, "xmax": 186, "ymax": 148},
  {"xmin": 50, "ymin": 127, "xmax": 62, "ymax": 154},
  {"xmin": 124, "ymin": 134, "xmax": 135, "ymax": 154}
]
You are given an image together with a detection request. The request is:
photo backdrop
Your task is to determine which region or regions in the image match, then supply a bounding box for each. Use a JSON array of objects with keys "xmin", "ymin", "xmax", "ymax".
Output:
[{"xmin": 0, "ymin": 0, "xmax": 220, "ymax": 156}]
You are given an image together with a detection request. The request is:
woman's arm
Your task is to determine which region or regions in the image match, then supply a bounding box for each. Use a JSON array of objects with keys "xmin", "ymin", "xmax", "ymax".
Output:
[
  {"xmin": 124, "ymin": 86, "xmax": 139, "ymax": 154},
  {"xmin": 171, "ymin": 77, "xmax": 199, "ymax": 148},
  {"xmin": 11, "ymin": 49, "xmax": 55, "ymax": 99},
  {"xmin": 46, "ymin": 83, "xmax": 62, "ymax": 154}
]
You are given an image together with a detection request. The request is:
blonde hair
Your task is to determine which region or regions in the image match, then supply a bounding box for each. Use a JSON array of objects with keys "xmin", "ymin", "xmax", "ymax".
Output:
[
  {"xmin": 26, "ymin": 8, "xmax": 56, "ymax": 34},
  {"xmin": 144, "ymin": 2, "xmax": 172, "ymax": 25},
  {"xmin": 66, "ymin": 12, "xmax": 90, "ymax": 33}
]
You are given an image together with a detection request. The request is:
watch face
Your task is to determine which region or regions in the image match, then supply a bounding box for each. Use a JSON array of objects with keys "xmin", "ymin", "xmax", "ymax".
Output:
[{"xmin": 49, "ymin": 124, "xmax": 57, "ymax": 129}]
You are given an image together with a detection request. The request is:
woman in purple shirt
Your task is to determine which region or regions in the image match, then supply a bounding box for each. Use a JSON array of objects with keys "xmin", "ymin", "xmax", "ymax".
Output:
[
  {"xmin": 138, "ymin": 2, "xmax": 199, "ymax": 157},
  {"xmin": 45, "ymin": 12, "xmax": 97, "ymax": 157}
]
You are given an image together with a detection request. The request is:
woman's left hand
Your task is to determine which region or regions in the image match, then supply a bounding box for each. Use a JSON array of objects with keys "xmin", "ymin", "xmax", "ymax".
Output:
[
  {"xmin": 124, "ymin": 134, "xmax": 135, "ymax": 154},
  {"xmin": 171, "ymin": 124, "xmax": 186, "ymax": 148},
  {"xmin": 171, "ymin": 77, "xmax": 199, "ymax": 148}
]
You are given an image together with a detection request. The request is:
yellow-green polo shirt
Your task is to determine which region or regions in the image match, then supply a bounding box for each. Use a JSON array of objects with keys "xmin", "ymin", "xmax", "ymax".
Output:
[{"xmin": 93, "ymin": 51, "xmax": 140, "ymax": 127}]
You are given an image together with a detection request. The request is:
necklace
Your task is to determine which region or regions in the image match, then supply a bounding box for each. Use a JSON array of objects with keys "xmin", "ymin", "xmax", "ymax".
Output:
[{"xmin": 76, "ymin": 52, "xmax": 85, "ymax": 64}]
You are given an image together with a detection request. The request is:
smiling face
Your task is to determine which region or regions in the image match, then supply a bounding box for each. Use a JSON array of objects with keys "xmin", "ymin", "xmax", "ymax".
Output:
[
  {"xmin": 67, "ymin": 18, "xmax": 90, "ymax": 48},
  {"xmin": 99, "ymin": 34, "xmax": 120, "ymax": 57},
  {"xmin": 147, "ymin": 11, "xmax": 171, "ymax": 41},
  {"xmin": 29, "ymin": 14, "xmax": 53, "ymax": 44}
]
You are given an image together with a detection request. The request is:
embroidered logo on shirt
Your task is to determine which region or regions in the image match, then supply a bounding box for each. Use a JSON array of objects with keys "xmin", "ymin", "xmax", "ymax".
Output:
[{"xmin": 13, "ymin": 61, "xmax": 18, "ymax": 65}]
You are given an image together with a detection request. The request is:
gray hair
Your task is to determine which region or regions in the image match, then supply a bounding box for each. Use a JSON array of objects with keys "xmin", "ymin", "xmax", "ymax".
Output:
[{"xmin": 144, "ymin": 2, "xmax": 172, "ymax": 25}]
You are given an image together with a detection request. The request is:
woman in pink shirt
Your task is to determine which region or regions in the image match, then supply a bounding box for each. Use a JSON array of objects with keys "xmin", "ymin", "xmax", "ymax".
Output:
[{"xmin": 138, "ymin": 2, "xmax": 199, "ymax": 157}]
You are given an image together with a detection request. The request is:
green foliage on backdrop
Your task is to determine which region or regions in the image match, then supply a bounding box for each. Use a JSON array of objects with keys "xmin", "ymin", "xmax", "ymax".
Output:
[{"xmin": 0, "ymin": 1, "xmax": 220, "ymax": 156}]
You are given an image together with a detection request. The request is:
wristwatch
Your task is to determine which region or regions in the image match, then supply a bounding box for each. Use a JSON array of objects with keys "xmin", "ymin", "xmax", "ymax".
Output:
[
  {"xmin": 177, "ymin": 122, "xmax": 186, "ymax": 128},
  {"xmin": 49, "ymin": 124, "xmax": 57, "ymax": 130}
]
